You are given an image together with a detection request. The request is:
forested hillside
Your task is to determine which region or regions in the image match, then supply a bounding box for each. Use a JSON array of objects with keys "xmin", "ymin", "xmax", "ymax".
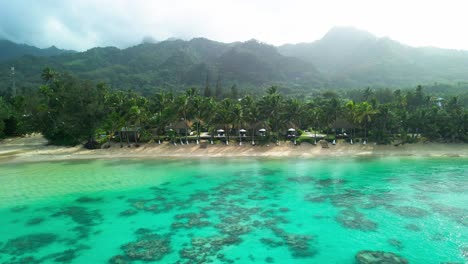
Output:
[
  {"xmin": 2, "ymin": 28, "xmax": 468, "ymax": 97},
  {"xmin": 279, "ymin": 27, "xmax": 468, "ymax": 88},
  {"xmin": 0, "ymin": 39, "xmax": 75, "ymax": 62},
  {"xmin": 0, "ymin": 38, "xmax": 323, "ymax": 96}
]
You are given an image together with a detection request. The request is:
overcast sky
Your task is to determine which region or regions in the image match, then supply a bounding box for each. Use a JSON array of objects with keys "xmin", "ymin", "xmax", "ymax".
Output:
[{"xmin": 1, "ymin": 0, "xmax": 467, "ymax": 51}]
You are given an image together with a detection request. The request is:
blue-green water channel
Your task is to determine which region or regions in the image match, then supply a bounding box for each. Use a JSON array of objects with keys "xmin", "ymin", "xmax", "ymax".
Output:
[{"xmin": 0, "ymin": 157, "xmax": 466, "ymax": 263}]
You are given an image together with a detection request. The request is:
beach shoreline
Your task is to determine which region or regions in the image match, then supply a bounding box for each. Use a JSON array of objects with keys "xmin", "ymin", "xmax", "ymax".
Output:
[{"xmin": 1, "ymin": 134, "xmax": 467, "ymax": 164}]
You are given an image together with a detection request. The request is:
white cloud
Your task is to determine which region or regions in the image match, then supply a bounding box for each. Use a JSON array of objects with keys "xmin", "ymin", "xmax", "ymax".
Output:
[{"xmin": 0, "ymin": 0, "xmax": 467, "ymax": 51}]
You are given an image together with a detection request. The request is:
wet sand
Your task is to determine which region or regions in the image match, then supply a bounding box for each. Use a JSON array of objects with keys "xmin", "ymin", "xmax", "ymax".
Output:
[{"xmin": 1, "ymin": 134, "xmax": 467, "ymax": 163}]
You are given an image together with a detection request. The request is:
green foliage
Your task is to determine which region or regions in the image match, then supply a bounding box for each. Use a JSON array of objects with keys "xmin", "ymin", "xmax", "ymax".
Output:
[
  {"xmin": 2, "ymin": 67, "xmax": 468, "ymax": 146},
  {"xmin": 0, "ymin": 97, "xmax": 12, "ymax": 137},
  {"xmin": 296, "ymin": 136, "xmax": 315, "ymax": 145},
  {"xmin": 0, "ymin": 39, "xmax": 75, "ymax": 62},
  {"xmin": 36, "ymin": 72, "xmax": 107, "ymax": 145},
  {"xmin": 2, "ymin": 33, "xmax": 468, "ymax": 100},
  {"xmin": 279, "ymin": 27, "xmax": 468, "ymax": 88},
  {"xmin": 0, "ymin": 38, "xmax": 323, "ymax": 96}
]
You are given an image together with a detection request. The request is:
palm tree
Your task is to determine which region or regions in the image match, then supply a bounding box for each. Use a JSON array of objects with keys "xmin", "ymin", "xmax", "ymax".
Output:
[
  {"xmin": 445, "ymin": 96, "xmax": 466, "ymax": 141},
  {"xmin": 345, "ymin": 100, "xmax": 357, "ymax": 143},
  {"xmin": 374, "ymin": 104, "xmax": 395, "ymax": 144},
  {"xmin": 192, "ymin": 96, "xmax": 212, "ymax": 144},
  {"xmin": 201, "ymin": 98, "xmax": 217, "ymax": 144},
  {"xmin": 283, "ymin": 98, "xmax": 305, "ymax": 144},
  {"xmin": 41, "ymin": 67, "xmax": 57, "ymax": 84},
  {"xmin": 149, "ymin": 92, "xmax": 175, "ymax": 144},
  {"xmin": 242, "ymin": 95, "xmax": 260, "ymax": 145},
  {"xmin": 231, "ymin": 101, "xmax": 244, "ymax": 145},
  {"xmin": 104, "ymin": 91, "xmax": 128, "ymax": 147},
  {"xmin": 215, "ymin": 99, "xmax": 235, "ymax": 144},
  {"xmin": 306, "ymin": 104, "xmax": 321, "ymax": 144},
  {"xmin": 259, "ymin": 86, "xmax": 283, "ymax": 144},
  {"xmin": 362, "ymin": 87, "xmax": 373, "ymax": 101},
  {"xmin": 324, "ymin": 97, "xmax": 342, "ymax": 142},
  {"xmin": 355, "ymin": 102, "xmax": 379, "ymax": 144},
  {"xmin": 176, "ymin": 89, "xmax": 196, "ymax": 144},
  {"xmin": 128, "ymin": 105, "xmax": 142, "ymax": 146}
]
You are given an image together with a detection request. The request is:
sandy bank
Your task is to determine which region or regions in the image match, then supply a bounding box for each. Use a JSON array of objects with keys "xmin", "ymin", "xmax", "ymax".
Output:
[{"xmin": 1, "ymin": 134, "xmax": 467, "ymax": 163}]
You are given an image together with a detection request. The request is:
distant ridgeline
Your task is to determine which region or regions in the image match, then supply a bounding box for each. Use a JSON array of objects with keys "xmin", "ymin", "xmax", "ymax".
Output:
[
  {"xmin": 2, "ymin": 27, "xmax": 468, "ymax": 96},
  {"xmin": 0, "ymin": 39, "xmax": 75, "ymax": 62}
]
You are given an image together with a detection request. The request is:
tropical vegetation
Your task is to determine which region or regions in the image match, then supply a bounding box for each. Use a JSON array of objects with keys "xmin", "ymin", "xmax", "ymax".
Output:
[
  {"xmin": 3, "ymin": 27, "xmax": 468, "ymax": 97},
  {"xmin": 0, "ymin": 68, "xmax": 466, "ymax": 147}
]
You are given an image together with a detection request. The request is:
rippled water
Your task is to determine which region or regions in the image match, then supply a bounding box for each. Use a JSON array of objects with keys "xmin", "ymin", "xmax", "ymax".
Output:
[{"xmin": 0, "ymin": 157, "xmax": 466, "ymax": 263}]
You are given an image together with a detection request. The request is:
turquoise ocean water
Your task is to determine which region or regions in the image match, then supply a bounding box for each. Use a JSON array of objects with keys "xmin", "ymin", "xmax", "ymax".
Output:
[{"xmin": 0, "ymin": 157, "xmax": 466, "ymax": 263}]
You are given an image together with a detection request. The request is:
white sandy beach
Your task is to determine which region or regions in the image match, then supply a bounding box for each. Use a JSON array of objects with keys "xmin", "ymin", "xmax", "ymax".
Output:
[{"xmin": 0, "ymin": 134, "xmax": 467, "ymax": 163}]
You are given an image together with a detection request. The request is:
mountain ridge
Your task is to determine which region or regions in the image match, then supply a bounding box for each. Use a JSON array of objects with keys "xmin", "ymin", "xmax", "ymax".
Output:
[
  {"xmin": 1, "ymin": 27, "xmax": 468, "ymax": 95},
  {"xmin": 0, "ymin": 39, "xmax": 76, "ymax": 62},
  {"xmin": 278, "ymin": 27, "xmax": 468, "ymax": 88},
  {"xmin": 0, "ymin": 38, "xmax": 324, "ymax": 95}
]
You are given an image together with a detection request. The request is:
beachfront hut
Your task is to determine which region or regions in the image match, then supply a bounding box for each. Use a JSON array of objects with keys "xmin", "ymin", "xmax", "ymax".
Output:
[
  {"xmin": 119, "ymin": 127, "xmax": 141, "ymax": 146},
  {"xmin": 331, "ymin": 118, "xmax": 355, "ymax": 135},
  {"xmin": 239, "ymin": 129, "xmax": 247, "ymax": 145},
  {"xmin": 331, "ymin": 118, "xmax": 356, "ymax": 144},
  {"xmin": 217, "ymin": 129, "xmax": 225, "ymax": 137},
  {"xmin": 150, "ymin": 128, "xmax": 163, "ymax": 144},
  {"xmin": 164, "ymin": 128, "xmax": 178, "ymax": 145},
  {"xmin": 259, "ymin": 128, "xmax": 267, "ymax": 137},
  {"xmin": 287, "ymin": 128, "xmax": 297, "ymax": 145},
  {"xmin": 166, "ymin": 120, "xmax": 192, "ymax": 145},
  {"xmin": 239, "ymin": 129, "xmax": 247, "ymax": 137},
  {"xmin": 216, "ymin": 129, "xmax": 229, "ymax": 145},
  {"xmin": 168, "ymin": 120, "xmax": 192, "ymax": 136}
]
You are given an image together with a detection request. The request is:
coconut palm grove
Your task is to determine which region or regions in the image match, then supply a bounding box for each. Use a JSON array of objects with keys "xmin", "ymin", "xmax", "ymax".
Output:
[{"xmin": 0, "ymin": 68, "xmax": 466, "ymax": 147}]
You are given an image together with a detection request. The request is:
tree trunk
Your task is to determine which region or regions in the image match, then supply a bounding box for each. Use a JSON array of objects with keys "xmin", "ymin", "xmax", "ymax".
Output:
[
  {"xmin": 314, "ymin": 122, "xmax": 317, "ymax": 144},
  {"xmin": 185, "ymin": 115, "xmax": 189, "ymax": 144},
  {"xmin": 211, "ymin": 128, "xmax": 214, "ymax": 144},
  {"xmin": 364, "ymin": 125, "xmax": 367, "ymax": 144},
  {"xmin": 134, "ymin": 131, "xmax": 139, "ymax": 146},
  {"xmin": 124, "ymin": 125, "xmax": 130, "ymax": 147},
  {"xmin": 275, "ymin": 122, "xmax": 279, "ymax": 145},
  {"xmin": 196, "ymin": 121, "xmax": 200, "ymax": 144},
  {"xmin": 251, "ymin": 127, "xmax": 255, "ymax": 145},
  {"xmin": 106, "ymin": 131, "xmax": 113, "ymax": 148},
  {"xmin": 225, "ymin": 124, "xmax": 229, "ymax": 145}
]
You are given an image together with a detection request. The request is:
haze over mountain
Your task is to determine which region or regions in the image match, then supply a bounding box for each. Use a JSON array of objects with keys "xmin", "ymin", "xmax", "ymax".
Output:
[
  {"xmin": 279, "ymin": 27, "xmax": 468, "ymax": 88},
  {"xmin": 1, "ymin": 27, "xmax": 468, "ymax": 95},
  {"xmin": 0, "ymin": 38, "xmax": 323, "ymax": 95},
  {"xmin": 3, "ymin": 1, "xmax": 468, "ymax": 51},
  {"xmin": 0, "ymin": 39, "xmax": 75, "ymax": 62}
]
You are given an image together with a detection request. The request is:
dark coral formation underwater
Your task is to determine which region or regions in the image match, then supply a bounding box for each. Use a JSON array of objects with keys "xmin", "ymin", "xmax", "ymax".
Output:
[{"xmin": 1, "ymin": 161, "xmax": 467, "ymax": 263}]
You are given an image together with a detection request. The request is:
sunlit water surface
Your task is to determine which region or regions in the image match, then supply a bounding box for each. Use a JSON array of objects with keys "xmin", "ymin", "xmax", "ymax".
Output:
[{"xmin": 0, "ymin": 157, "xmax": 467, "ymax": 263}]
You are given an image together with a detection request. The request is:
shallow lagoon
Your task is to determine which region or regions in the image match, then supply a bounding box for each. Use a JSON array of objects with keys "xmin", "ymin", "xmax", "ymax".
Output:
[{"xmin": 0, "ymin": 157, "xmax": 467, "ymax": 263}]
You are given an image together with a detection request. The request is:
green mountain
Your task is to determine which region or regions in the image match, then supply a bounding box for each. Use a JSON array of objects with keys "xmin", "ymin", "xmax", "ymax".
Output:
[
  {"xmin": 0, "ymin": 38, "xmax": 323, "ymax": 95},
  {"xmin": 278, "ymin": 27, "xmax": 468, "ymax": 88},
  {"xmin": 2, "ymin": 28, "xmax": 468, "ymax": 96},
  {"xmin": 0, "ymin": 39, "xmax": 75, "ymax": 62}
]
